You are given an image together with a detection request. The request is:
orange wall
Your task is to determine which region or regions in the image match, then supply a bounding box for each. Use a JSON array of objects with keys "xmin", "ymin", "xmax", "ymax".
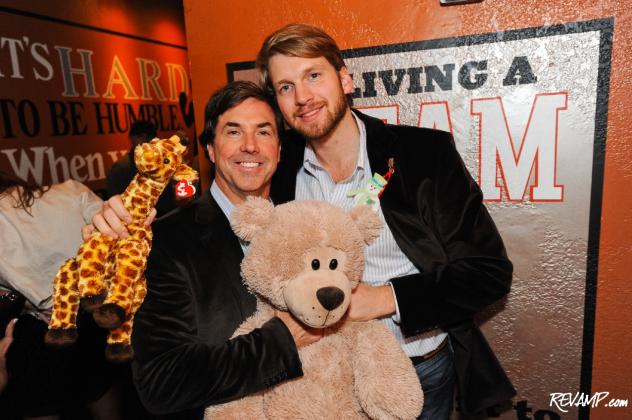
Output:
[
  {"xmin": 184, "ymin": 1, "xmax": 631, "ymax": 418},
  {"xmin": 0, "ymin": 0, "xmax": 186, "ymax": 46}
]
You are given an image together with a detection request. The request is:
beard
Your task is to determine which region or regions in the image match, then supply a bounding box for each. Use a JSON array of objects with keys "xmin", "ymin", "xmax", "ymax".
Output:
[{"xmin": 292, "ymin": 90, "xmax": 348, "ymax": 141}]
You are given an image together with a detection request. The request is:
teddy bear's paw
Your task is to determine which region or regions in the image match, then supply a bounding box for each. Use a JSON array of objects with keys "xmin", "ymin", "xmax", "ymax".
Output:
[
  {"xmin": 105, "ymin": 343, "xmax": 134, "ymax": 363},
  {"xmin": 93, "ymin": 303, "xmax": 126, "ymax": 329},
  {"xmin": 44, "ymin": 328, "xmax": 78, "ymax": 347},
  {"xmin": 80, "ymin": 292, "xmax": 107, "ymax": 312}
]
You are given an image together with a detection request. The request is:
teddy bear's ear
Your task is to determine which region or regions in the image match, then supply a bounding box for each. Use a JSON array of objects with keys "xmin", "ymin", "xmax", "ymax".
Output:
[
  {"xmin": 349, "ymin": 205, "xmax": 383, "ymax": 245},
  {"xmin": 231, "ymin": 196, "xmax": 275, "ymax": 241}
]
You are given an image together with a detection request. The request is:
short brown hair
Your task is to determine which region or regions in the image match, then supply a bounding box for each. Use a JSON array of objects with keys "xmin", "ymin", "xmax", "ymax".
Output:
[{"xmin": 256, "ymin": 24, "xmax": 345, "ymax": 94}]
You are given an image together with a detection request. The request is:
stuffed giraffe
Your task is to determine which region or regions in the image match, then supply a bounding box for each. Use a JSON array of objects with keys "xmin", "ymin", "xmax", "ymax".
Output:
[{"xmin": 45, "ymin": 134, "xmax": 198, "ymax": 362}]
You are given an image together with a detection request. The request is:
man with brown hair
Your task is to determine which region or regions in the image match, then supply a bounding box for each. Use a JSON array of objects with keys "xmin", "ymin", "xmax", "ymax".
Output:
[
  {"xmin": 259, "ymin": 24, "xmax": 515, "ymax": 419},
  {"xmin": 93, "ymin": 81, "xmax": 321, "ymax": 419}
]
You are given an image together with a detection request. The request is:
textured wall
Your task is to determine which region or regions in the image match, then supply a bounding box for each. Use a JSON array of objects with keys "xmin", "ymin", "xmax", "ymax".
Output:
[{"xmin": 183, "ymin": 1, "xmax": 631, "ymax": 418}]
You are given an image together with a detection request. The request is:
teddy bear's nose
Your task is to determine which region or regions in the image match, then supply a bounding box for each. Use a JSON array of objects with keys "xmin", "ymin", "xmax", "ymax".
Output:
[{"xmin": 316, "ymin": 287, "xmax": 345, "ymax": 311}]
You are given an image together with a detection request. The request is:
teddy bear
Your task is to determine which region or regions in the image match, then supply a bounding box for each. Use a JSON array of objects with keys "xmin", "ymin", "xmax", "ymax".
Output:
[
  {"xmin": 205, "ymin": 197, "xmax": 423, "ymax": 419},
  {"xmin": 45, "ymin": 134, "xmax": 198, "ymax": 363}
]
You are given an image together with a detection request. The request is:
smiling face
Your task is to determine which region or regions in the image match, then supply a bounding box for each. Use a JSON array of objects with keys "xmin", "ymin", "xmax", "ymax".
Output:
[
  {"xmin": 207, "ymin": 98, "xmax": 281, "ymax": 204},
  {"xmin": 268, "ymin": 55, "xmax": 353, "ymax": 141}
]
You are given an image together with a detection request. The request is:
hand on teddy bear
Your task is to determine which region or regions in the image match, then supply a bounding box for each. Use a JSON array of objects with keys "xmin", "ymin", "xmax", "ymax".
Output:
[
  {"xmin": 346, "ymin": 283, "xmax": 396, "ymax": 321},
  {"xmin": 274, "ymin": 309, "xmax": 324, "ymax": 348}
]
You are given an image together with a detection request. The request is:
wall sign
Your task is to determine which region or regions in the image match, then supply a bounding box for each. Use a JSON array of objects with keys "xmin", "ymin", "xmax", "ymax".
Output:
[{"xmin": 0, "ymin": 6, "xmax": 194, "ymax": 193}]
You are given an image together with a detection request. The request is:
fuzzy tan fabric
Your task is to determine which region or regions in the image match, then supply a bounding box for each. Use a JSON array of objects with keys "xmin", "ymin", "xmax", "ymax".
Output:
[{"xmin": 205, "ymin": 198, "xmax": 423, "ymax": 419}]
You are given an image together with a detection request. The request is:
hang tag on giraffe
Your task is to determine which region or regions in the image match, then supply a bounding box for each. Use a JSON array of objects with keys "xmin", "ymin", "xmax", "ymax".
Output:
[{"xmin": 175, "ymin": 179, "xmax": 196, "ymax": 199}]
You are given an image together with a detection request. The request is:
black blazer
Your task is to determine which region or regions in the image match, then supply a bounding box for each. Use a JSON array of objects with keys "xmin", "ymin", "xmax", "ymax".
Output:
[
  {"xmin": 131, "ymin": 195, "xmax": 302, "ymax": 418},
  {"xmin": 271, "ymin": 110, "xmax": 516, "ymax": 414}
]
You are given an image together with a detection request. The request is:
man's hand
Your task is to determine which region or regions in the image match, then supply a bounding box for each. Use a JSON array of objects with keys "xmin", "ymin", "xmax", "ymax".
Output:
[
  {"xmin": 84, "ymin": 195, "xmax": 156, "ymax": 240},
  {"xmin": 347, "ymin": 283, "xmax": 396, "ymax": 321},
  {"xmin": 274, "ymin": 310, "xmax": 323, "ymax": 348},
  {"xmin": 0, "ymin": 318, "xmax": 17, "ymax": 395}
]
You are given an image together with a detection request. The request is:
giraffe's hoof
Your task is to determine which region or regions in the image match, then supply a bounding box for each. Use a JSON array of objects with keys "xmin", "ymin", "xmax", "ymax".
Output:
[
  {"xmin": 80, "ymin": 292, "xmax": 107, "ymax": 312},
  {"xmin": 105, "ymin": 343, "xmax": 134, "ymax": 363},
  {"xmin": 44, "ymin": 328, "xmax": 77, "ymax": 347},
  {"xmin": 93, "ymin": 303, "xmax": 125, "ymax": 329}
]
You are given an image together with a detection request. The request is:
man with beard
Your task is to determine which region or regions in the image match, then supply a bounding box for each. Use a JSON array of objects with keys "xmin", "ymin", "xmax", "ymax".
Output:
[{"xmin": 257, "ymin": 24, "xmax": 515, "ymax": 419}]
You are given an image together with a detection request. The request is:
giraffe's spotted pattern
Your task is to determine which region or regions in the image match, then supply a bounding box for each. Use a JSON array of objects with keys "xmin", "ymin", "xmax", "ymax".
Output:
[{"xmin": 47, "ymin": 135, "xmax": 198, "ymax": 361}]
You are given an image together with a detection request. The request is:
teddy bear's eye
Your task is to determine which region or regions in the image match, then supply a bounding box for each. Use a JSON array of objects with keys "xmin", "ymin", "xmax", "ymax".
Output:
[
  {"xmin": 311, "ymin": 259, "xmax": 320, "ymax": 270},
  {"xmin": 329, "ymin": 259, "xmax": 338, "ymax": 270},
  {"xmin": 163, "ymin": 158, "xmax": 170, "ymax": 164}
]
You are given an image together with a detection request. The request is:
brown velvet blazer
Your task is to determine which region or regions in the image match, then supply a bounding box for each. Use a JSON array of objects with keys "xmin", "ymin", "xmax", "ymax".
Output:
[{"xmin": 270, "ymin": 110, "xmax": 516, "ymax": 415}]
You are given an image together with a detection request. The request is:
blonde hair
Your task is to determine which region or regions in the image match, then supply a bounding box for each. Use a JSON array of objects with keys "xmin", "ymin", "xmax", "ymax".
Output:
[{"xmin": 256, "ymin": 24, "xmax": 345, "ymax": 93}]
